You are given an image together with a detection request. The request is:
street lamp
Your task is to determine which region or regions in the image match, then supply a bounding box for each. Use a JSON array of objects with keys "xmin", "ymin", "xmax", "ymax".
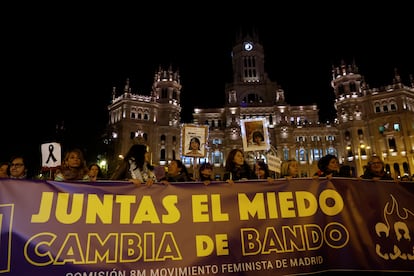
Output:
[
  {"xmin": 360, "ymin": 144, "xmax": 367, "ymax": 160},
  {"xmin": 356, "ymin": 144, "xmax": 370, "ymax": 176},
  {"xmin": 346, "ymin": 145, "xmax": 353, "ymax": 161}
]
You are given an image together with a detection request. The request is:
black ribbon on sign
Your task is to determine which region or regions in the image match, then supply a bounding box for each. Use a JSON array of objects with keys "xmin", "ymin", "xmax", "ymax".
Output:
[{"xmin": 46, "ymin": 144, "xmax": 57, "ymax": 163}]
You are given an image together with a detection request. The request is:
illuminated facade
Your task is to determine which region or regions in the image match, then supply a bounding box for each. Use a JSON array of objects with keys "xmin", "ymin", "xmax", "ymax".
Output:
[{"xmin": 107, "ymin": 34, "xmax": 414, "ymax": 179}]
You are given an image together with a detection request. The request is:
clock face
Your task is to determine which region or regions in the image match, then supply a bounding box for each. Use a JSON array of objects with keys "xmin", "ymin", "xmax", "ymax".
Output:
[{"xmin": 244, "ymin": 42, "xmax": 253, "ymax": 51}]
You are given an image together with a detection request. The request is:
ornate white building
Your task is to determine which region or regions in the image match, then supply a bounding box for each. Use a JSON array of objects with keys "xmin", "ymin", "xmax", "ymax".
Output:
[{"xmin": 107, "ymin": 33, "xmax": 414, "ymax": 179}]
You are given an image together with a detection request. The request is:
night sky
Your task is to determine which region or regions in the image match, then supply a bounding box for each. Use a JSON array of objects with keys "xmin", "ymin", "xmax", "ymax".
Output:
[{"xmin": 2, "ymin": 5, "xmax": 413, "ymax": 169}]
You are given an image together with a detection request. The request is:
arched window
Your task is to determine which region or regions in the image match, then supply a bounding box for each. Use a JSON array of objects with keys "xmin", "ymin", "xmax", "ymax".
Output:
[
  {"xmin": 327, "ymin": 147, "xmax": 337, "ymax": 156},
  {"xmin": 296, "ymin": 148, "xmax": 307, "ymax": 162},
  {"xmin": 283, "ymin": 147, "xmax": 289, "ymax": 160},
  {"xmin": 161, "ymin": 88, "xmax": 168, "ymax": 98},
  {"xmin": 393, "ymin": 163, "xmax": 400, "ymax": 177},
  {"xmin": 385, "ymin": 164, "xmax": 391, "ymax": 174},
  {"xmin": 311, "ymin": 148, "xmax": 322, "ymax": 162},
  {"xmin": 344, "ymin": 131, "xmax": 351, "ymax": 141},
  {"xmin": 357, "ymin": 129, "xmax": 363, "ymax": 138},
  {"xmin": 213, "ymin": 151, "xmax": 223, "ymax": 166},
  {"xmin": 403, "ymin": 162, "xmax": 409, "ymax": 174},
  {"xmin": 388, "ymin": 138, "xmax": 397, "ymax": 152},
  {"xmin": 338, "ymin": 84, "xmax": 344, "ymax": 94}
]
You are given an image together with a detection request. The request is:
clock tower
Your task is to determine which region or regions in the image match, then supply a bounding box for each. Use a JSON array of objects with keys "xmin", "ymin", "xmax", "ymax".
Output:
[
  {"xmin": 222, "ymin": 31, "xmax": 284, "ymax": 161},
  {"xmin": 225, "ymin": 31, "xmax": 280, "ymax": 107},
  {"xmin": 231, "ymin": 34, "xmax": 265, "ymax": 84}
]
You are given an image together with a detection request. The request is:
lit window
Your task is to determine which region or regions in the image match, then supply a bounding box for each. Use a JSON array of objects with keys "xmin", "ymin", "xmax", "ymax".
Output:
[{"xmin": 393, "ymin": 123, "xmax": 400, "ymax": 131}]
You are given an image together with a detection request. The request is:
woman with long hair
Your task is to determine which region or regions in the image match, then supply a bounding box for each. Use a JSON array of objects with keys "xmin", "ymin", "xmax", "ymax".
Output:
[
  {"xmin": 110, "ymin": 144, "xmax": 156, "ymax": 186},
  {"xmin": 223, "ymin": 149, "xmax": 255, "ymax": 183},
  {"xmin": 280, "ymin": 159, "xmax": 299, "ymax": 179},
  {"xmin": 159, "ymin": 159, "xmax": 192, "ymax": 184},
  {"xmin": 54, "ymin": 148, "xmax": 90, "ymax": 181}
]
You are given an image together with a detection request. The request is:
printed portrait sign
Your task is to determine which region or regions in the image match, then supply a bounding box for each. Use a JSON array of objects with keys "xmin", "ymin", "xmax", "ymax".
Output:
[
  {"xmin": 241, "ymin": 118, "xmax": 269, "ymax": 152},
  {"xmin": 182, "ymin": 124, "xmax": 208, "ymax": 157}
]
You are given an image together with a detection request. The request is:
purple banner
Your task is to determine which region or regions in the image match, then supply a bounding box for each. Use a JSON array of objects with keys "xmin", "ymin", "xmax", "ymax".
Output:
[{"xmin": 0, "ymin": 178, "xmax": 413, "ymax": 275}]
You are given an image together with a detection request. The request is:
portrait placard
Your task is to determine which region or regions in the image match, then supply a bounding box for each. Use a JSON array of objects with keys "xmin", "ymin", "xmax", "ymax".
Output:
[
  {"xmin": 182, "ymin": 124, "xmax": 208, "ymax": 157},
  {"xmin": 240, "ymin": 118, "xmax": 269, "ymax": 152}
]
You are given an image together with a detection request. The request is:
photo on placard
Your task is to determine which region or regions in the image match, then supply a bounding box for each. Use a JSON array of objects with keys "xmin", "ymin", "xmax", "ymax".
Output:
[
  {"xmin": 240, "ymin": 118, "xmax": 269, "ymax": 152},
  {"xmin": 182, "ymin": 124, "xmax": 208, "ymax": 157}
]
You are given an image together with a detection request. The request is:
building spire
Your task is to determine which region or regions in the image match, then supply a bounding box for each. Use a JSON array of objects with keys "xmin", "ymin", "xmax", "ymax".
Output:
[
  {"xmin": 124, "ymin": 78, "xmax": 130, "ymax": 93},
  {"xmin": 393, "ymin": 68, "xmax": 402, "ymax": 88},
  {"xmin": 112, "ymin": 86, "xmax": 116, "ymax": 101}
]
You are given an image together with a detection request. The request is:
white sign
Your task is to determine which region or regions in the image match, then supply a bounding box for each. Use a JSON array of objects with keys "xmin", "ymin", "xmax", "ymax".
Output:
[
  {"xmin": 267, "ymin": 154, "xmax": 281, "ymax": 173},
  {"xmin": 41, "ymin": 142, "xmax": 61, "ymax": 168}
]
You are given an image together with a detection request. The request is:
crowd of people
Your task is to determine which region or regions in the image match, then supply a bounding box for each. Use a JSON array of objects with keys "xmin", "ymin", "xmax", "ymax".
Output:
[{"xmin": 0, "ymin": 144, "xmax": 408, "ymax": 184}]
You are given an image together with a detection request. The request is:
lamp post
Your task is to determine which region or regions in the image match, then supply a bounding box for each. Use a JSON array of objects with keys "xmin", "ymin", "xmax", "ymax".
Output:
[
  {"xmin": 356, "ymin": 144, "xmax": 369, "ymax": 176},
  {"xmin": 99, "ymin": 159, "xmax": 108, "ymax": 177}
]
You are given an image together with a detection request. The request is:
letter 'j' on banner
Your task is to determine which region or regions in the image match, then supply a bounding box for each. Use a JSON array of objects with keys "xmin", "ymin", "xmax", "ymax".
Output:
[{"xmin": 41, "ymin": 142, "xmax": 61, "ymax": 168}]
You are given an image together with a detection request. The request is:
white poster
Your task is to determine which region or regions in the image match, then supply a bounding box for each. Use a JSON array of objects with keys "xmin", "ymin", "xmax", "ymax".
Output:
[
  {"xmin": 267, "ymin": 154, "xmax": 281, "ymax": 173},
  {"xmin": 41, "ymin": 142, "xmax": 61, "ymax": 168}
]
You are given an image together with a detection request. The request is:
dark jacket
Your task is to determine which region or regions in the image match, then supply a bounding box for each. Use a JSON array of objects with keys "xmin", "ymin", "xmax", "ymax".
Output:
[
  {"xmin": 360, "ymin": 171, "xmax": 393, "ymax": 180},
  {"xmin": 159, "ymin": 173, "xmax": 192, "ymax": 182},
  {"xmin": 223, "ymin": 164, "xmax": 254, "ymax": 181},
  {"xmin": 314, "ymin": 170, "xmax": 340, "ymax": 177}
]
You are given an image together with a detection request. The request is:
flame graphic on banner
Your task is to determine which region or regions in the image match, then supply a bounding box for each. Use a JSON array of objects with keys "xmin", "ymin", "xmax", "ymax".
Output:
[{"xmin": 375, "ymin": 194, "xmax": 414, "ymax": 261}]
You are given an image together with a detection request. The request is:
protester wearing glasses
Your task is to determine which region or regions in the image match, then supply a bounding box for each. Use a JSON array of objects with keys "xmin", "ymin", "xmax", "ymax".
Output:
[
  {"xmin": 360, "ymin": 156, "xmax": 393, "ymax": 180},
  {"xmin": 9, "ymin": 156, "xmax": 29, "ymax": 179}
]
